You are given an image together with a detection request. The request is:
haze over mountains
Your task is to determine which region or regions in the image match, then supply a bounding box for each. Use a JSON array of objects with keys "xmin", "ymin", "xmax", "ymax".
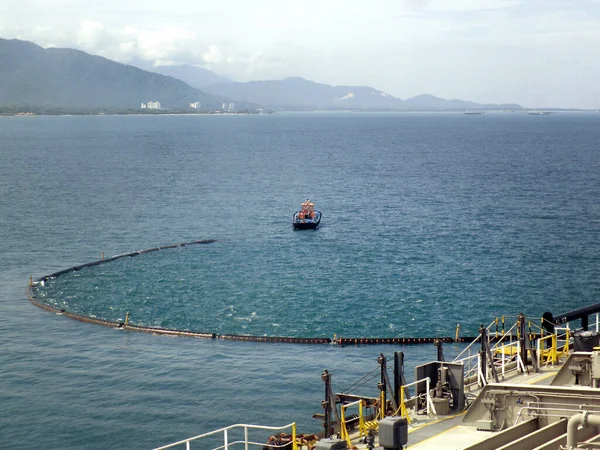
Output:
[{"xmin": 1, "ymin": 37, "xmax": 523, "ymax": 111}]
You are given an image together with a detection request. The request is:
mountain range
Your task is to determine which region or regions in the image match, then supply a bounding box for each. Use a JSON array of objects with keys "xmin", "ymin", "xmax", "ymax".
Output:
[
  {"xmin": 1, "ymin": 37, "xmax": 523, "ymax": 111},
  {"xmin": 149, "ymin": 64, "xmax": 233, "ymax": 89},
  {"xmin": 0, "ymin": 38, "xmax": 228, "ymax": 109},
  {"xmin": 198, "ymin": 77, "xmax": 522, "ymax": 111}
]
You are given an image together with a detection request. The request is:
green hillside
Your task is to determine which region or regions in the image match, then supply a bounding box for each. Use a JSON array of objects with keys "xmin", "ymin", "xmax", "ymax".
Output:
[{"xmin": 0, "ymin": 38, "xmax": 227, "ymax": 109}]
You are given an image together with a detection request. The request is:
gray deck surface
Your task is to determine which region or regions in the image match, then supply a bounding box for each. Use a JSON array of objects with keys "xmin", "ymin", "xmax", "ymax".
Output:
[{"xmin": 407, "ymin": 413, "xmax": 467, "ymax": 446}]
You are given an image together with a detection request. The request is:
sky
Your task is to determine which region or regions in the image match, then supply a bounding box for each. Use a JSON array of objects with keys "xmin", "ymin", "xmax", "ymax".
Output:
[{"xmin": 1, "ymin": 0, "xmax": 600, "ymax": 108}]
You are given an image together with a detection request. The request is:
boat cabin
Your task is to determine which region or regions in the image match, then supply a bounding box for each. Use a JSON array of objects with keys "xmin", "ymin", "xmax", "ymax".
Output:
[{"xmin": 298, "ymin": 200, "xmax": 316, "ymax": 220}]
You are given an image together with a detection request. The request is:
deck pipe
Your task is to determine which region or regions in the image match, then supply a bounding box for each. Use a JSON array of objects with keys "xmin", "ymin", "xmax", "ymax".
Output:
[
  {"xmin": 567, "ymin": 411, "xmax": 600, "ymax": 449},
  {"xmin": 548, "ymin": 301, "xmax": 600, "ymax": 332}
]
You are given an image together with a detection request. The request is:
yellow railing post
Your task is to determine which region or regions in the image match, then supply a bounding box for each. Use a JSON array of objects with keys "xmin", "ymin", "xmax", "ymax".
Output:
[
  {"xmin": 495, "ymin": 317, "xmax": 499, "ymax": 338},
  {"xmin": 292, "ymin": 423, "xmax": 298, "ymax": 450},
  {"xmin": 399, "ymin": 386, "xmax": 412, "ymax": 425},
  {"xmin": 539, "ymin": 334, "xmax": 558, "ymax": 366},
  {"xmin": 340, "ymin": 405, "xmax": 351, "ymax": 447},
  {"xmin": 455, "ymin": 324, "xmax": 460, "ymax": 342},
  {"xmin": 102, "ymin": 252, "xmax": 105, "ymax": 261},
  {"xmin": 29, "ymin": 276, "xmax": 33, "ymax": 287},
  {"xmin": 124, "ymin": 311, "xmax": 129, "ymax": 327},
  {"xmin": 359, "ymin": 400, "xmax": 365, "ymax": 438},
  {"xmin": 399, "ymin": 386, "xmax": 405, "ymax": 420}
]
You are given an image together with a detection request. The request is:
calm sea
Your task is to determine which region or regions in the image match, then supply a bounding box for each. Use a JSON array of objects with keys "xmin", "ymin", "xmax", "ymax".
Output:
[{"xmin": 1, "ymin": 112, "xmax": 599, "ymax": 449}]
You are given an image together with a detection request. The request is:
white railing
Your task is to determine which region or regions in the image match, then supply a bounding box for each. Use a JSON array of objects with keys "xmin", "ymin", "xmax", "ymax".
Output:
[
  {"xmin": 453, "ymin": 321, "xmax": 520, "ymax": 387},
  {"xmin": 453, "ymin": 319, "xmax": 496, "ymax": 362},
  {"xmin": 454, "ymin": 319, "xmax": 579, "ymax": 389},
  {"xmin": 154, "ymin": 422, "xmax": 297, "ymax": 450},
  {"xmin": 396, "ymin": 377, "xmax": 435, "ymax": 424}
]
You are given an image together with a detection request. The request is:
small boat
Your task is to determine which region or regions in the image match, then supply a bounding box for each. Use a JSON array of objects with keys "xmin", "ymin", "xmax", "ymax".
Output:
[{"xmin": 292, "ymin": 200, "xmax": 322, "ymax": 230}]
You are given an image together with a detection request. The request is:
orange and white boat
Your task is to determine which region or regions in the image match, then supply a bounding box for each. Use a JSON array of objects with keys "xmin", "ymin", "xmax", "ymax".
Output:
[{"xmin": 292, "ymin": 200, "xmax": 322, "ymax": 230}]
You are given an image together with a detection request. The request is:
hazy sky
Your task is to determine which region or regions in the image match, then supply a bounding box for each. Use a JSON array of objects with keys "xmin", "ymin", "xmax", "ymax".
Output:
[{"xmin": 1, "ymin": 0, "xmax": 599, "ymax": 108}]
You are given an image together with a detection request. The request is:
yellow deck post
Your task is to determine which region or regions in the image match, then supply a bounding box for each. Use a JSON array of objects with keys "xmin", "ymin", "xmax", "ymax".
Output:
[
  {"xmin": 292, "ymin": 423, "xmax": 298, "ymax": 450},
  {"xmin": 340, "ymin": 405, "xmax": 351, "ymax": 447},
  {"xmin": 399, "ymin": 386, "xmax": 412, "ymax": 425},
  {"xmin": 359, "ymin": 400, "xmax": 365, "ymax": 437}
]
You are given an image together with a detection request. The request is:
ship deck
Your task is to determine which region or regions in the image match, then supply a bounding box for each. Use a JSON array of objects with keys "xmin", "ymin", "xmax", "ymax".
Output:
[
  {"xmin": 345, "ymin": 364, "xmax": 576, "ymax": 450},
  {"xmin": 400, "ymin": 368, "xmax": 559, "ymax": 449}
]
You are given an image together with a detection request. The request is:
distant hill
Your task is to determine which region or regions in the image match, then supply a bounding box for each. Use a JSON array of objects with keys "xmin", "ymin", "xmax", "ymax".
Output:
[
  {"xmin": 149, "ymin": 64, "xmax": 232, "ymax": 90},
  {"xmin": 203, "ymin": 77, "xmax": 523, "ymax": 111},
  {"xmin": 202, "ymin": 77, "xmax": 404, "ymax": 110},
  {"xmin": 0, "ymin": 38, "xmax": 523, "ymax": 112},
  {"xmin": 0, "ymin": 38, "xmax": 230, "ymax": 109},
  {"xmin": 401, "ymin": 94, "xmax": 520, "ymax": 111}
]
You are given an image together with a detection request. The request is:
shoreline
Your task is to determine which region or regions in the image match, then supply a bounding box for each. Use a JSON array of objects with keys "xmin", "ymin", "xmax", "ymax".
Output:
[{"xmin": 2, "ymin": 108, "xmax": 597, "ymax": 117}]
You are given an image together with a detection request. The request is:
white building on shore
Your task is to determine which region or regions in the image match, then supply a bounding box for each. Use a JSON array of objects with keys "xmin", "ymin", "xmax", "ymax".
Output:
[{"xmin": 140, "ymin": 101, "xmax": 161, "ymax": 109}]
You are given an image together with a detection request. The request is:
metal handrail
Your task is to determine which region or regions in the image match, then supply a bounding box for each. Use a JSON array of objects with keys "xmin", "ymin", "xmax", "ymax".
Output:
[
  {"xmin": 454, "ymin": 321, "xmax": 528, "ymax": 386},
  {"xmin": 537, "ymin": 334, "xmax": 558, "ymax": 366},
  {"xmin": 339, "ymin": 400, "xmax": 365, "ymax": 447},
  {"xmin": 495, "ymin": 340, "xmax": 525, "ymax": 377},
  {"xmin": 153, "ymin": 423, "xmax": 298, "ymax": 450},
  {"xmin": 554, "ymin": 327, "xmax": 571, "ymax": 359},
  {"xmin": 395, "ymin": 377, "xmax": 434, "ymax": 424},
  {"xmin": 453, "ymin": 319, "xmax": 496, "ymax": 361},
  {"xmin": 453, "ymin": 320, "xmax": 519, "ymax": 364}
]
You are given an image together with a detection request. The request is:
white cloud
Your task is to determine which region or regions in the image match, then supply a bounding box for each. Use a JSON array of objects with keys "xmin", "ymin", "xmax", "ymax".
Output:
[{"xmin": 203, "ymin": 45, "xmax": 223, "ymax": 64}]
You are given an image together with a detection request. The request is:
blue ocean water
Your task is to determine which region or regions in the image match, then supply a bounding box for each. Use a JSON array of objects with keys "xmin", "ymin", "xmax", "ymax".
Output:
[{"xmin": 1, "ymin": 112, "xmax": 599, "ymax": 449}]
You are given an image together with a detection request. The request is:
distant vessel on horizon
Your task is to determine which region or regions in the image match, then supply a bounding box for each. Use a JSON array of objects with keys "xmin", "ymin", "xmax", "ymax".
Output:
[{"xmin": 464, "ymin": 111, "xmax": 485, "ymax": 115}]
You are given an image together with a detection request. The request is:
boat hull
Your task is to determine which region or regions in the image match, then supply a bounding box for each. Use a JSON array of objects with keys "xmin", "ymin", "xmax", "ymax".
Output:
[{"xmin": 292, "ymin": 211, "xmax": 321, "ymax": 230}]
